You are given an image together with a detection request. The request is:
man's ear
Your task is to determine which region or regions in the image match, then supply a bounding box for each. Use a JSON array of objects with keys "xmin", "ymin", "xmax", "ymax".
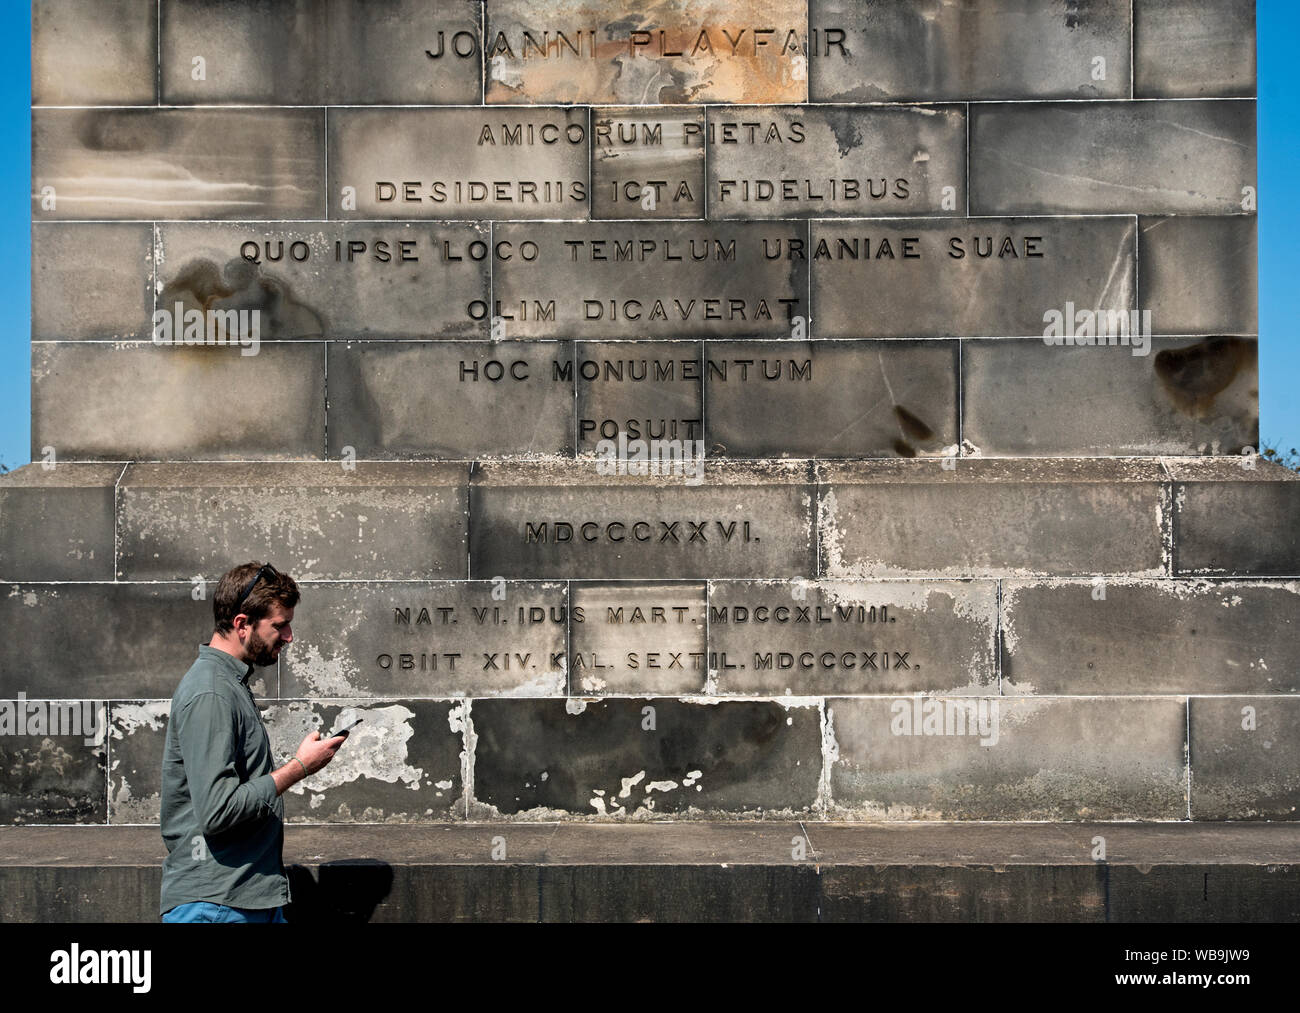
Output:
[{"xmin": 231, "ymin": 613, "xmax": 252, "ymax": 637}]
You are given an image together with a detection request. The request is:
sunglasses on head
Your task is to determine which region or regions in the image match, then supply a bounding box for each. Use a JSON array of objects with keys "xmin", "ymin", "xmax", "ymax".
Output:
[{"xmin": 234, "ymin": 564, "xmax": 279, "ymax": 612}]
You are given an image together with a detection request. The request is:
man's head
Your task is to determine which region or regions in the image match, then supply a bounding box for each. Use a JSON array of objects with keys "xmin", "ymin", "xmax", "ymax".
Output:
[{"xmin": 212, "ymin": 562, "xmax": 300, "ymax": 667}]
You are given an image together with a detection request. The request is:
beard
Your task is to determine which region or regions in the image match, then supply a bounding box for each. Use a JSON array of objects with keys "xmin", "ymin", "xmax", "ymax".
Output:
[{"xmin": 246, "ymin": 628, "xmax": 282, "ymax": 667}]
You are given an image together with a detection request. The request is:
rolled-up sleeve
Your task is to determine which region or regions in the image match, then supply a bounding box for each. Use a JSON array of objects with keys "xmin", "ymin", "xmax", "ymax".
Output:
[{"xmin": 177, "ymin": 691, "xmax": 278, "ymax": 836}]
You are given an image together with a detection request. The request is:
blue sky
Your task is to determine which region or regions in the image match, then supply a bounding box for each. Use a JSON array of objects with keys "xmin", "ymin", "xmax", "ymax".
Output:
[{"xmin": 2, "ymin": 3, "xmax": 1296, "ymax": 468}]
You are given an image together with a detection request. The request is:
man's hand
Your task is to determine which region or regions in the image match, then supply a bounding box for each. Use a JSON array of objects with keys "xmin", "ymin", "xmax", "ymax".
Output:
[{"xmin": 271, "ymin": 731, "xmax": 344, "ymax": 795}]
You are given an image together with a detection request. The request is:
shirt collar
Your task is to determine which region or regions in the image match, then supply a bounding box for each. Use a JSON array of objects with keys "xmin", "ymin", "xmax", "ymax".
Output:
[{"xmin": 199, "ymin": 643, "xmax": 255, "ymax": 686}]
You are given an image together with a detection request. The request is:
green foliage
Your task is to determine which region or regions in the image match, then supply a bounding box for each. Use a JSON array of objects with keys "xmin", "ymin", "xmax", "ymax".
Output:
[{"xmin": 1260, "ymin": 441, "xmax": 1300, "ymax": 473}]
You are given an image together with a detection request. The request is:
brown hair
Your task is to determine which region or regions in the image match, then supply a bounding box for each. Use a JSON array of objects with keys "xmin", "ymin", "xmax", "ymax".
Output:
[{"xmin": 213, "ymin": 561, "xmax": 300, "ymax": 633}]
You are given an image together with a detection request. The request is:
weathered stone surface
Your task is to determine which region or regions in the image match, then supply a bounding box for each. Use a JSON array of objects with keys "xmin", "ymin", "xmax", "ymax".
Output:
[
  {"xmin": 0, "ymin": 464, "xmax": 119, "ymax": 582},
  {"xmin": 828, "ymin": 696, "xmax": 1187, "ymax": 819},
  {"xmin": 591, "ymin": 108, "xmax": 706, "ymax": 220},
  {"xmin": 575, "ymin": 341, "xmax": 703, "ymax": 457},
  {"xmin": 280, "ymin": 582, "xmax": 568, "ymax": 698},
  {"xmin": 818, "ymin": 460, "xmax": 1168, "ymax": 578},
  {"xmin": 1139, "ymin": 216, "xmax": 1258, "ymax": 335},
  {"xmin": 33, "ymin": 109, "xmax": 325, "ymax": 220},
  {"xmin": 569, "ymin": 582, "xmax": 707, "ymax": 694},
  {"xmin": 0, "ymin": 584, "xmax": 221, "ymax": 699},
  {"xmin": 1190, "ymin": 697, "xmax": 1300, "ymax": 820},
  {"xmin": 1134, "ymin": 0, "xmax": 1256, "ymax": 98},
  {"xmin": 116, "ymin": 462, "xmax": 469, "ymax": 581},
  {"xmin": 1002, "ymin": 580, "xmax": 1300, "ymax": 695},
  {"xmin": 708, "ymin": 579, "xmax": 996, "ymax": 695},
  {"xmin": 32, "ymin": 343, "xmax": 326, "ymax": 460},
  {"xmin": 705, "ymin": 340, "xmax": 957, "ymax": 458},
  {"xmin": 161, "ymin": 0, "xmax": 482, "ymax": 104},
  {"xmin": 1169, "ymin": 459, "xmax": 1300, "ymax": 576},
  {"xmin": 810, "ymin": 217, "xmax": 1136, "ymax": 339},
  {"xmin": 961, "ymin": 337, "xmax": 1258, "ymax": 456},
  {"xmin": 327, "ymin": 342, "xmax": 574, "ymax": 459},
  {"xmin": 32, "ymin": 224, "xmax": 153, "ymax": 341},
  {"xmin": 108, "ymin": 702, "xmax": 169, "ymax": 824},
  {"xmin": 470, "ymin": 697, "xmax": 821, "ymax": 817},
  {"xmin": 484, "ymin": 0, "xmax": 808, "ymax": 105},
  {"xmin": 969, "ymin": 101, "xmax": 1256, "ymax": 215},
  {"xmin": 156, "ymin": 223, "xmax": 491, "ymax": 340},
  {"xmin": 329, "ymin": 107, "xmax": 589, "ymax": 220},
  {"xmin": 707, "ymin": 105, "xmax": 965, "ymax": 218},
  {"xmin": 491, "ymin": 221, "xmax": 810, "ymax": 338},
  {"xmin": 33, "ymin": 0, "xmax": 157, "ymax": 105},
  {"xmin": 810, "ymin": 0, "xmax": 1130, "ymax": 101},
  {"xmin": 470, "ymin": 460, "xmax": 815, "ymax": 579},
  {"xmin": 0, "ymin": 708, "xmax": 106, "ymax": 823}
]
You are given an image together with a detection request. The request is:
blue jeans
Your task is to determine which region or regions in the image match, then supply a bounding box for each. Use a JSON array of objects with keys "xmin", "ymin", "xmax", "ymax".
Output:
[{"xmin": 163, "ymin": 901, "xmax": 287, "ymax": 923}]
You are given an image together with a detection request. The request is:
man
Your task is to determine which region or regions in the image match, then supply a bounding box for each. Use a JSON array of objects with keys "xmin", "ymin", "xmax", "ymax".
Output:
[{"xmin": 160, "ymin": 561, "xmax": 343, "ymax": 923}]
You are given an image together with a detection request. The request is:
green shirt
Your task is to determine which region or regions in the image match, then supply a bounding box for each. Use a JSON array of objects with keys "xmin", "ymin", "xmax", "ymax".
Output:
[{"xmin": 159, "ymin": 645, "xmax": 289, "ymax": 916}]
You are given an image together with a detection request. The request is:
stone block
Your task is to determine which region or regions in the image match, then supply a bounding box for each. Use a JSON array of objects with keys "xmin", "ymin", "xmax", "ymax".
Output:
[
  {"xmin": 575, "ymin": 342, "xmax": 703, "ymax": 457},
  {"xmin": 818, "ymin": 459, "xmax": 1168, "ymax": 578},
  {"xmin": 491, "ymin": 221, "xmax": 810, "ymax": 338},
  {"xmin": 809, "ymin": 0, "xmax": 1130, "ymax": 101},
  {"xmin": 33, "ymin": 108, "xmax": 325, "ymax": 220},
  {"xmin": 32, "ymin": 343, "xmax": 326, "ymax": 460},
  {"xmin": 1169, "ymin": 459, "xmax": 1300, "ymax": 576},
  {"xmin": 32, "ymin": 224, "xmax": 153, "ymax": 341},
  {"xmin": 0, "ymin": 699, "xmax": 106, "ymax": 823},
  {"xmin": 280, "ymin": 581, "xmax": 568, "ymax": 698},
  {"xmin": 810, "ymin": 217, "xmax": 1136, "ymax": 339},
  {"xmin": 326, "ymin": 342, "xmax": 574, "ymax": 459},
  {"xmin": 1190, "ymin": 697, "xmax": 1300, "ymax": 820},
  {"xmin": 828, "ymin": 696, "xmax": 1188, "ymax": 819},
  {"xmin": 707, "ymin": 105, "xmax": 965, "ymax": 218},
  {"xmin": 961, "ymin": 336, "xmax": 1257, "ymax": 456},
  {"xmin": 707, "ymin": 579, "xmax": 997, "ymax": 695},
  {"xmin": 115, "ymin": 462, "xmax": 469, "ymax": 581},
  {"xmin": 705, "ymin": 340, "xmax": 957, "ymax": 458},
  {"xmin": 569, "ymin": 582, "xmax": 707, "ymax": 694},
  {"xmin": 1134, "ymin": 0, "xmax": 1255, "ymax": 98},
  {"xmin": 970, "ymin": 101, "xmax": 1256, "ymax": 215},
  {"xmin": 1139, "ymin": 216, "xmax": 1257, "ymax": 335},
  {"xmin": 484, "ymin": 0, "xmax": 808, "ymax": 104},
  {"xmin": 156, "ymin": 222, "xmax": 491, "ymax": 340},
  {"xmin": 1002, "ymin": 580, "xmax": 1300, "ymax": 695},
  {"xmin": 469, "ymin": 697, "xmax": 822, "ymax": 817},
  {"xmin": 469, "ymin": 460, "xmax": 816, "ymax": 579},
  {"xmin": 108, "ymin": 702, "xmax": 169, "ymax": 824},
  {"xmin": 591, "ymin": 107, "xmax": 706, "ymax": 220},
  {"xmin": 0, "ymin": 463, "xmax": 119, "ymax": 582},
  {"xmin": 328, "ymin": 107, "xmax": 590, "ymax": 220},
  {"xmin": 33, "ymin": 0, "xmax": 157, "ymax": 105}
]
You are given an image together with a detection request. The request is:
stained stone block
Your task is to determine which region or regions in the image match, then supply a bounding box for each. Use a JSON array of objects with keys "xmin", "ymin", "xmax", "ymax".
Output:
[
  {"xmin": 707, "ymin": 105, "xmax": 965, "ymax": 219},
  {"xmin": 569, "ymin": 583, "xmax": 707, "ymax": 694},
  {"xmin": 0, "ymin": 584, "xmax": 221, "ymax": 699},
  {"xmin": 1139, "ymin": 217, "xmax": 1258, "ymax": 335},
  {"xmin": 161, "ymin": 0, "xmax": 482, "ymax": 105},
  {"xmin": 1190, "ymin": 697, "xmax": 1300, "ymax": 820},
  {"xmin": 484, "ymin": 0, "xmax": 808, "ymax": 105},
  {"xmin": 1169, "ymin": 459, "xmax": 1300, "ymax": 577},
  {"xmin": 108, "ymin": 702, "xmax": 169, "ymax": 824},
  {"xmin": 591, "ymin": 108, "xmax": 706, "ymax": 220},
  {"xmin": 32, "ymin": 224, "xmax": 153, "ymax": 341},
  {"xmin": 827, "ymin": 696, "xmax": 1187, "ymax": 820},
  {"xmin": 328, "ymin": 107, "xmax": 590, "ymax": 221},
  {"xmin": 817, "ymin": 460, "xmax": 1167, "ymax": 578},
  {"xmin": 575, "ymin": 341, "xmax": 703, "ymax": 456},
  {"xmin": 32, "ymin": 0, "xmax": 157, "ymax": 105},
  {"xmin": 280, "ymin": 581, "xmax": 568, "ymax": 698},
  {"xmin": 32, "ymin": 343, "xmax": 326, "ymax": 460},
  {"xmin": 705, "ymin": 340, "xmax": 957, "ymax": 458},
  {"xmin": 491, "ymin": 221, "xmax": 810, "ymax": 338},
  {"xmin": 33, "ymin": 109, "xmax": 325, "ymax": 221},
  {"xmin": 0, "ymin": 708, "xmax": 106, "ymax": 823},
  {"xmin": 810, "ymin": 218, "xmax": 1136, "ymax": 339},
  {"xmin": 969, "ymin": 101, "xmax": 1256, "ymax": 216},
  {"xmin": 961, "ymin": 337, "xmax": 1258, "ymax": 457},
  {"xmin": 156, "ymin": 223, "xmax": 491, "ymax": 341},
  {"xmin": 470, "ymin": 460, "xmax": 816, "ymax": 580},
  {"xmin": 707, "ymin": 579, "xmax": 996, "ymax": 695},
  {"xmin": 1134, "ymin": 0, "xmax": 1255, "ymax": 98},
  {"xmin": 809, "ymin": 0, "xmax": 1130, "ymax": 102},
  {"xmin": 115, "ymin": 462, "xmax": 469, "ymax": 581},
  {"xmin": 469, "ymin": 698, "xmax": 821, "ymax": 817},
  {"xmin": 0, "ymin": 464, "xmax": 119, "ymax": 582},
  {"xmin": 1002, "ymin": 580, "xmax": 1300, "ymax": 696}
]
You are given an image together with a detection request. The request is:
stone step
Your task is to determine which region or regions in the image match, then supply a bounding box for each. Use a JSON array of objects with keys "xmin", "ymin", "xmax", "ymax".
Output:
[{"xmin": 1, "ymin": 823, "xmax": 1297, "ymax": 921}]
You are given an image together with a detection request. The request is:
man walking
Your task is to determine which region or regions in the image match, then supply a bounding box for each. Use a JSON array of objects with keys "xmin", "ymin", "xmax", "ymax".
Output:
[{"xmin": 160, "ymin": 561, "xmax": 343, "ymax": 923}]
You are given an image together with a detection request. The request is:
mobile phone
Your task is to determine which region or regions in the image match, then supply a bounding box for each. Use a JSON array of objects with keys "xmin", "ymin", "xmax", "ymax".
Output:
[{"xmin": 325, "ymin": 717, "xmax": 363, "ymax": 739}]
